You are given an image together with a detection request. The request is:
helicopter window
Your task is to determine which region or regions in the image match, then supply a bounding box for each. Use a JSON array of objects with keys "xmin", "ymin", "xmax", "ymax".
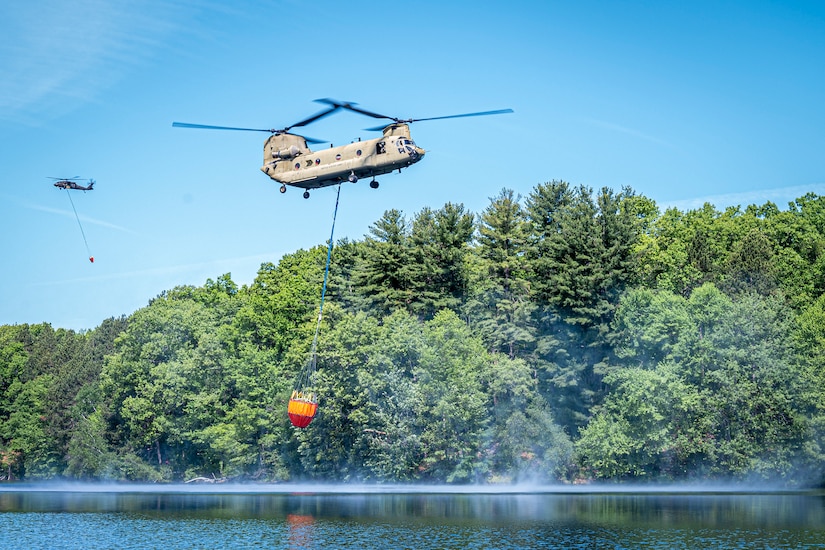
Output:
[
  {"xmin": 294, "ymin": 163, "xmax": 301, "ymax": 170},
  {"xmin": 356, "ymin": 149, "xmax": 362, "ymax": 156},
  {"xmin": 335, "ymin": 153, "xmax": 342, "ymax": 161},
  {"xmin": 315, "ymin": 158, "xmax": 321, "ymax": 165},
  {"xmin": 305, "ymin": 159, "xmax": 313, "ymax": 167},
  {"xmin": 377, "ymin": 141, "xmax": 386, "ymax": 154}
]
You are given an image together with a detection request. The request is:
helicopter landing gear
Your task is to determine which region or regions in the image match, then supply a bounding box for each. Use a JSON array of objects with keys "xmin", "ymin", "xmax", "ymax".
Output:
[
  {"xmin": 303, "ymin": 191, "xmax": 310, "ymax": 199},
  {"xmin": 370, "ymin": 179, "xmax": 379, "ymax": 189},
  {"xmin": 348, "ymin": 171, "xmax": 358, "ymax": 183},
  {"xmin": 279, "ymin": 184, "xmax": 286, "ymax": 194}
]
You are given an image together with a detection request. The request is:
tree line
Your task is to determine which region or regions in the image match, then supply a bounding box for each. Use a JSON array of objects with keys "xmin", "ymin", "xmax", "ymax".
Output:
[{"xmin": 2, "ymin": 181, "xmax": 824, "ymax": 486}]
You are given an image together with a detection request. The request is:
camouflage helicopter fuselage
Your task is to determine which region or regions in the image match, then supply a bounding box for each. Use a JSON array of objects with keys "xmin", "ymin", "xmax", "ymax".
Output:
[{"xmin": 260, "ymin": 123, "xmax": 425, "ymax": 191}]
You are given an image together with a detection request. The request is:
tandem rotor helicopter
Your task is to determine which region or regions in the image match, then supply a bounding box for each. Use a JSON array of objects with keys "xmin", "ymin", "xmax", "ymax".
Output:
[
  {"xmin": 50, "ymin": 177, "xmax": 95, "ymax": 191},
  {"xmin": 173, "ymin": 99, "xmax": 513, "ymax": 199}
]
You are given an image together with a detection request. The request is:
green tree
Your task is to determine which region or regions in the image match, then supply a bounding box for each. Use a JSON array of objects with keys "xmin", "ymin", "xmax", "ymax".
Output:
[
  {"xmin": 357, "ymin": 310, "xmax": 426, "ymax": 480},
  {"xmin": 524, "ymin": 184, "xmax": 642, "ymax": 434},
  {"xmin": 354, "ymin": 209, "xmax": 415, "ymax": 313},
  {"xmin": 407, "ymin": 203, "xmax": 475, "ymax": 319},
  {"xmin": 292, "ymin": 309, "xmax": 378, "ymax": 480},
  {"xmin": 98, "ymin": 277, "xmax": 247, "ymax": 480},
  {"xmin": 793, "ymin": 293, "xmax": 825, "ymax": 484},
  {"xmin": 235, "ymin": 250, "xmax": 325, "ymax": 356},
  {"xmin": 469, "ymin": 188, "xmax": 535, "ymax": 359},
  {"xmin": 415, "ymin": 310, "xmax": 489, "ymax": 482},
  {"xmin": 480, "ymin": 353, "xmax": 573, "ymax": 481},
  {"xmin": 2, "ymin": 374, "xmax": 62, "ymax": 478},
  {"xmin": 610, "ymin": 284, "xmax": 814, "ymax": 482},
  {"xmin": 575, "ymin": 364, "xmax": 706, "ymax": 480},
  {"xmin": 722, "ymin": 227, "xmax": 777, "ymax": 296}
]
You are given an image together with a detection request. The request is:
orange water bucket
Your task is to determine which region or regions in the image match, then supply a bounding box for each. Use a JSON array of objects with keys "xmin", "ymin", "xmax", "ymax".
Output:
[{"xmin": 288, "ymin": 391, "xmax": 318, "ymax": 428}]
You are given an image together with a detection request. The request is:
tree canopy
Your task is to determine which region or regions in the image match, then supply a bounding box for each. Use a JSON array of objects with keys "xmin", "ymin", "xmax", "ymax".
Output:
[{"xmin": 2, "ymin": 184, "xmax": 824, "ymax": 487}]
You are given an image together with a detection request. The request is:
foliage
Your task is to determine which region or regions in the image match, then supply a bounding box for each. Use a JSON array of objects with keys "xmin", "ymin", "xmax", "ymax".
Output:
[{"xmin": 2, "ymin": 185, "xmax": 825, "ymax": 487}]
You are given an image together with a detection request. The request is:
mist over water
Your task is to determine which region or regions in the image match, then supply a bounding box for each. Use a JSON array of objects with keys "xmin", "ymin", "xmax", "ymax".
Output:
[{"xmin": 0, "ymin": 480, "xmax": 807, "ymax": 494}]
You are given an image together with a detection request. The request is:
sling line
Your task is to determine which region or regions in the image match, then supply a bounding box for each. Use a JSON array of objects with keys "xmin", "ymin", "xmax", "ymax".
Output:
[{"xmin": 288, "ymin": 184, "xmax": 342, "ymax": 428}]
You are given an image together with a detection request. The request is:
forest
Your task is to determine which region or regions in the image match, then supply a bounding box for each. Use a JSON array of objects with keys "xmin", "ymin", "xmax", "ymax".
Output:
[{"xmin": 2, "ymin": 181, "xmax": 824, "ymax": 486}]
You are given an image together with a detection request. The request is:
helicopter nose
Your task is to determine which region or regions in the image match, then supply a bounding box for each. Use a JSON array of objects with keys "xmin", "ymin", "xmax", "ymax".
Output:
[{"xmin": 415, "ymin": 147, "xmax": 426, "ymax": 159}]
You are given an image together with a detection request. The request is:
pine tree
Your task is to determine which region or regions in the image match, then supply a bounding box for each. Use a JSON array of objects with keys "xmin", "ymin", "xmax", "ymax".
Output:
[
  {"xmin": 354, "ymin": 209, "xmax": 415, "ymax": 314},
  {"xmin": 408, "ymin": 203, "xmax": 475, "ymax": 319},
  {"xmin": 469, "ymin": 188, "xmax": 536, "ymax": 359}
]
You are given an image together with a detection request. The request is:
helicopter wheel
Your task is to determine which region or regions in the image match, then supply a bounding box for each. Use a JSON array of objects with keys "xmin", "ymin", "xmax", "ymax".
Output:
[
  {"xmin": 348, "ymin": 171, "xmax": 358, "ymax": 183},
  {"xmin": 370, "ymin": 180, "xmax": 379, "ymax": 189},
  {"xmin": 279, "ymin": 185, "xmax": 286, "ymax": 194},
  {"xmin": 303, "ymin": 191, "xmax": 310, "ymax": 199}
]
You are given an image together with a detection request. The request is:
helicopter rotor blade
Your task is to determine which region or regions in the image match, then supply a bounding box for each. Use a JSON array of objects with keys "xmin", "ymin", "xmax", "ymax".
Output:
[
  {"xmin": 363, "ymin": 108, "xmax": 514, "ymax": 131},
  {"xmin": 365, "ymin": 123, "xmax": 396, "ymax": 132},
  {"xmin": 173, "ymin": 102, "xmax": 339, "ymax": 136},
  {"xmin": 285, "ymin": 105, "xmax": 340, "ymax": 130},
  {"xmin": 172, "ymin": 122, "xmax": 277, "ymax": 133},
  {"xmin": 315, "ymin": 98, "xmax": 394, "ymax": 121},
  {"xmin": 409, "ymin": 109, "xmax": 514, "ymax": 123},
  {"xmin": 172, "ymin": 122, "xmax": 327, "ymax": 144}
]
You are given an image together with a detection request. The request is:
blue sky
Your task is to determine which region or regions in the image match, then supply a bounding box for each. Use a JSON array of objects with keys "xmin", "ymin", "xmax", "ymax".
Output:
[{"xmin": 2, "ymin": 0, "xmax": 824, "ymax": 330}]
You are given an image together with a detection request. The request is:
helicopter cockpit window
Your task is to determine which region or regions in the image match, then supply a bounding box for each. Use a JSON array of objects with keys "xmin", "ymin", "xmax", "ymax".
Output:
[
  {"xmin": 377, "ymin": 141, "xmax": 386, "ymax": 154},
  {"xmin": 401, "ymin": 139, "xmax": 417, "ymax": 155}
]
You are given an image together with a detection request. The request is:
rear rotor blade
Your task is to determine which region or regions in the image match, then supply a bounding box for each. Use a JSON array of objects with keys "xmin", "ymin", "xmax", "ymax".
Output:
[
  {"xmin": 364, "ymin": 108, "xmax": 514, "ymax": 131},
  {"xmin": 411, "ymin": 109, "xmax": 514, "ymax": 123}
]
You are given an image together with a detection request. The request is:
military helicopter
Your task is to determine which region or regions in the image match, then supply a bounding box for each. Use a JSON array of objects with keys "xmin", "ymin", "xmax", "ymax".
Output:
[
  {"xmin": 50, "ymin": 177, "xmax": 95, "ymax": 191},
  {"xmin": 172, "ymin": 99, "xmax": 513, "ymax": 199}
]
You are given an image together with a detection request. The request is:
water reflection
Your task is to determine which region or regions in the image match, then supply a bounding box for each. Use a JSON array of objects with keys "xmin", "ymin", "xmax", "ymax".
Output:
[
  {"xmin": 2, "ymin": 489, "xmax": 823, "ymax": 525},
  {"xmin": 287, "ymin": 514, "xmax": 314, "ymax": 548},
  {"xmin": 1, "ymin": 487, "xmax": 823, "ymax": 549}
]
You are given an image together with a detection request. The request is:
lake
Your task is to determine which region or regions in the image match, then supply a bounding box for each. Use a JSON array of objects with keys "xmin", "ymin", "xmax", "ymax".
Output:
[{"xmin": 1, "ymin": 484, "xmax": 823, "ymax": 549}]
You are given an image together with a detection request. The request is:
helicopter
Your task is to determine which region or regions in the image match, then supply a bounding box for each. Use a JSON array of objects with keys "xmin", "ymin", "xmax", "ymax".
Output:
[
  {"xmin": 50, "ymin": 177, "xmax": 95, "ymax": 191},
  {"xmin": 172, "ymin": 99, "xmax": 513, "ymax": 199}
]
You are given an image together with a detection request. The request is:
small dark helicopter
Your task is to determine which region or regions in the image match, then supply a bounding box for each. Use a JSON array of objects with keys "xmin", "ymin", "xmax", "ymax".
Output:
[
  {"xmin": 50, "ymin": 177, "xmax": 95, "ymax": 191},
  {"xmin": 173, "ymin": 99, "xmax": 513, "ymax": 198}
]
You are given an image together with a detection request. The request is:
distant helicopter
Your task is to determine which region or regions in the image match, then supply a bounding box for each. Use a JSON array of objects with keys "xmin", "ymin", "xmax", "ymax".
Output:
[
  {"xmin": 173, "ymin": 99, "xmax": 513, "ymax": 199},
  {"xmin": 50, "ymin": 177, "xmax": 95, "ymax": 191},
  {"xmin": 50, "ymin": 177, "xmax": 96, "ymax": 262}
]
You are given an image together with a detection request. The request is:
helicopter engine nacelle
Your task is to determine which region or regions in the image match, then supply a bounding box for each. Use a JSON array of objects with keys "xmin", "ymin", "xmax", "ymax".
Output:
[{"xmin": 273, "ymin": 145, "xmax": 301, "ymax": 160}]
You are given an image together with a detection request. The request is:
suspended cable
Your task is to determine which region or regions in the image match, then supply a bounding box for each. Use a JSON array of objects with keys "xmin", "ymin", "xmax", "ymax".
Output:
[
  {"xmin": 65, "ymin": 189, "xmax": 94, "ymax": 263},
  {"xmin": 288, "ymin": 184, "xmax": 342, "ymax": 428}
]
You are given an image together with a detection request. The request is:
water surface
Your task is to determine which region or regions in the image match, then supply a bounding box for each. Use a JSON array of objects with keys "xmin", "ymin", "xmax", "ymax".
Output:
[{"xmin": 1, "ymin": 484, "xmax": 823, "ymax": 549}]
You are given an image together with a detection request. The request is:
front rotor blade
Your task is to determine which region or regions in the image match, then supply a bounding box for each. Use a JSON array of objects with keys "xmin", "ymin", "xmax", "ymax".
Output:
[
  {"xmin": 316, "ymin": 98, "xmax": 395, "ymax": 121},
  {"xmin": 287, "ymin": 105, "xmax": 341, "ymax": 129},
  {"xmin": 411, "ymin": 109, "xmax": 514, "ymax": 123},
  {"xmin": 172, "ymin": 122, "xmax": 275, "ymax": 132},
  {"xmin": 365, "ymin": 123, "xmax": 395, "ymax": 132}
]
